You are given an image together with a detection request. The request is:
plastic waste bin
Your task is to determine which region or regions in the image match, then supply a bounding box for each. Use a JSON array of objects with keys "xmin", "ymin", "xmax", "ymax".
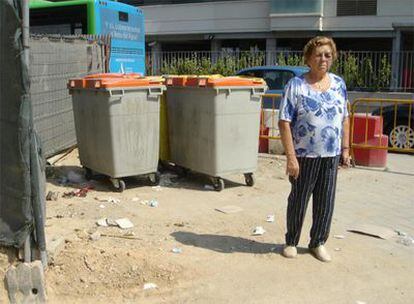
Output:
[
  {"xmin": 68, "ymin": 74, "xmax": 165, "ymax": 192},
  {"xmin": 159, "ymin": 91, "xmax": 171, "ymax": 161},
  {"xmin": 165, "ymin": 75, "xmax": 267, "ymax": 191}
]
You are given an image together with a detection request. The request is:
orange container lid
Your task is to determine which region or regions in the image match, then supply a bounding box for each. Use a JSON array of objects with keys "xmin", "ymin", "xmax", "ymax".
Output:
[
  {"xmin": 68, "ymin": 74, "xmax": 164, "ymax": 89},
  {"xmin": 165, "ymin": 75, "xmax": 265, "ymax": 87},
  {"xmin": 84, "ymin": 73, "xmax": 142, "ymax": 79},
  {"xmin": 164, "ymin": 75, "xmax": 193, "ymax": 87}
]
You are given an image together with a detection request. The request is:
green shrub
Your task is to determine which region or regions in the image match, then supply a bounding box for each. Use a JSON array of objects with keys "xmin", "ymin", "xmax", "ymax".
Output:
[{"xmin": 152, "ymin": 50, "xmax": 393, "ymax": 91}]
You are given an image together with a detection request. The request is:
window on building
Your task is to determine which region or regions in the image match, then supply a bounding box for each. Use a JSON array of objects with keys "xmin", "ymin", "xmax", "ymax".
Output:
[
  {"xmin": 337, "ymin": 0, "xmax": 377, "ymax": 16},
  {"xmin": 270, "ymin": 0, "xmax": 321, "ymax": 15}
]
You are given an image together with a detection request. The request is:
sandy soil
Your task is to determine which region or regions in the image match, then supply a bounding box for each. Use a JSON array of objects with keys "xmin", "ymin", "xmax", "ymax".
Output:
[{"xmin": 1, "ymin": 150, "xmax": 414, "ymax": 303}]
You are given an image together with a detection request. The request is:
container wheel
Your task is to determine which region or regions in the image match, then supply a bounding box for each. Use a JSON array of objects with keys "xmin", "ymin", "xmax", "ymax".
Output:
[
  {"xmin": 213, "ymin": 177, "xmax": 225, "ymax": 192},
  {"xmin": 84, "ymin": 167, "xmax": 93, "ymax": 180},
  {"xmin": 110, "ymin": 178, "xmax": 126, "ymax": 192},
  {"xmin": 148, "ymin": 172, "xmax": 161, "ymax": 186},
  {"xmin": 117, "ymin": 180, "xmax": 126, "ymax": 192},
  {"xmin": 244, "ymin": 173, "xmax": 255, "ymax": 187}
]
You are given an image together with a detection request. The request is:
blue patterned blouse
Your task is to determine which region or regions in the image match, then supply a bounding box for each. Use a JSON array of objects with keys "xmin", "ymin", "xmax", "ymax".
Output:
[{"xmin": 279, "ymin": 73, "xmax": 349, "ymax": 157}]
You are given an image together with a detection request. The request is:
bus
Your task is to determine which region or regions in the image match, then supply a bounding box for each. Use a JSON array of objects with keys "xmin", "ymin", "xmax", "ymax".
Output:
[{"xmin": 29, "ymin": 0, "xmax": 145, "ymax": 74}]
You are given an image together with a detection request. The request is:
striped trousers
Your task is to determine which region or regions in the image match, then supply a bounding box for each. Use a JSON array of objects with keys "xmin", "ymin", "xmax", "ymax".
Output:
[{"xmin": 285, "ymin": 156, "xmax": 340, "ymax": 249}]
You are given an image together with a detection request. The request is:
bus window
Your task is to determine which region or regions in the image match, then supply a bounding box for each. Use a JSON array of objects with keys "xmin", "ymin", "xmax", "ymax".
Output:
[{"xmin": 30, "ymin": 5, "xmax": 88, "ymax": 35}]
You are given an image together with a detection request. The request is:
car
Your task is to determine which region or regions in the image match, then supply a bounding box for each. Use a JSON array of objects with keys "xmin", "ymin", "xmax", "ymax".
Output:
[
  {"xmin": 372, "ymin": 105, "xmax": 414, "ymax": 149},
  {"xmin": 236, "ymin": 65, "xmax": 309, "ymax": 109}
]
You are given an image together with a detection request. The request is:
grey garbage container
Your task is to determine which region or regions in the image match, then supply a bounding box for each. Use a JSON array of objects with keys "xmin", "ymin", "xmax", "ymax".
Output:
[
  {"xmin": 165, "ymin": 75, "xmax": 266, "ymax": 191},
  {"xmin": 68, "ymin": 74, "xmax": 165, "ymax": 192}
]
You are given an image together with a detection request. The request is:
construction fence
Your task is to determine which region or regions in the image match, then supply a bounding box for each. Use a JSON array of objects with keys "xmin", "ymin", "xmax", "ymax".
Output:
[{"xmin": 29, "ymin": 35, "xmax": 109, "ymax": 158}]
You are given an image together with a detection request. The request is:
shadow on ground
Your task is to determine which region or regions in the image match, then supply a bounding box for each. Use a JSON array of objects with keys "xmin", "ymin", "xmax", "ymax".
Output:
[
  {"xmin": 47, "ymin": 164, "xmax": 248, "ymax": 193},
  {"xmin": 171, "ymin": 231, "xmax": 309, "ymax": 255}
]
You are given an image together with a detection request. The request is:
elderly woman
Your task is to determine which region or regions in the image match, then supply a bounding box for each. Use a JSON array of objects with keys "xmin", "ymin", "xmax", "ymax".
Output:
[{"xmin": 278, "ymin": 36, "xmax": 350, "ymax": 262}]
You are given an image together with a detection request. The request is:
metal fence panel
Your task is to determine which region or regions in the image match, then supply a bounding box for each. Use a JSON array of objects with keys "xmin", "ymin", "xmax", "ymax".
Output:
[{"xmin": 29, "ymin": 35, "xmax": 107, "ymax": 158}]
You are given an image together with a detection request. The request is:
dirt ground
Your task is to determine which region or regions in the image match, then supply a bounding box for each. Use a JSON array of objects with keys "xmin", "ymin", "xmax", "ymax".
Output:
[{"xmin": 1, "ymin": 150, "xmax": 414, "ymax": 303}]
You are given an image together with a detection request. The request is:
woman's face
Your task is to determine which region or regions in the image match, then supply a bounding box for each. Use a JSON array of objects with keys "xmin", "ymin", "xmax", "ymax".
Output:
[{"xmin": 307, "ymin": 44, "xmax": 333, "ymax": 74}]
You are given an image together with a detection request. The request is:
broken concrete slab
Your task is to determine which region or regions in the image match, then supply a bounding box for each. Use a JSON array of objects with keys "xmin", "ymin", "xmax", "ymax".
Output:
[
  {"xmin": 46, "ymin": 236, "xmax": 66, "ymax": 265},
  {"xmin": 348, "ymin": 223, "xmax": 396, "ymax": 240},
  {"xmin": 5, "ymin": 261, "xmax": 46, "ymax": 304}
]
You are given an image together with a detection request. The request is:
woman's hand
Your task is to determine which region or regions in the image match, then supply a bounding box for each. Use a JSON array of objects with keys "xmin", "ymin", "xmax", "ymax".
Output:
[
  {"xmin": 286, "ymin": 155, "xmax": 300, "ymax": 179},
  {"xmin": 341, "ymin": 148, "xmax": 351, "ymax": 168}
]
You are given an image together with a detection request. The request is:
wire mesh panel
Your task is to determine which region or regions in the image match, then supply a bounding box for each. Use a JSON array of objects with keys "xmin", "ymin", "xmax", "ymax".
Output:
[{"xmin": 29, "ymin": 35, "xmax": 107, "ymax": 158}]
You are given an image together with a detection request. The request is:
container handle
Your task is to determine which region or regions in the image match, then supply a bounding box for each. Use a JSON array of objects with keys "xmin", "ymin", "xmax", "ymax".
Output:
[
  {"xmin": 251, "ymin": 87, "xmax": 266, "ymax": 97},
  {"xmin": 148, "ymin": 87, "xmax": 164, "ymax": 97},
  {"xmin": 215, "ymin": 88, "xmax": 231, "ymax": 95},
  {"xmin": 109, "ymin": 89, "xmax": 125, "ymax": 98}
]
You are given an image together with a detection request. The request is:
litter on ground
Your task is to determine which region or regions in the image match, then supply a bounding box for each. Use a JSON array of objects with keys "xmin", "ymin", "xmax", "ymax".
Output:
[
  {"xmin": 96, "ymin": 218, "xmax": 108, "ymax": 227},
  {"xmin": 397, "ymin": 235, "xmax": 414, "ymax": 246},
  {"xmin": 115, "ymin": 218, "xmax": 134, "ymax": 229},
  {"xmin": 63, "ymin": 185, "xmax": 93, "ymax": 198},
  {"xmin": 172, "ymin": 247, "xmax": 182, "ymax": 254},
  {"xmin": 252, "ymin": 226, "xmax": 266, "ymax": 236},
  {"xmin": 46, "ymin": 191, "xmax": 59, "ymax": 201},
  {"xmin": 143, "ymin": 283, "xmax": 158, "ymax": 290},
  {"xmin": 95, "ymin": 196, "xmax": 120, "ymax": 204},
  {"xmin": 149, "ymin": 199, "xmax": 159, "ymax": 208},
  {"xmin": 152, "ymin": 186, "xmax": 162, "ymax": 192},
  {"xmin": 215, "ymin": 205, "xmax": 243, "ymax": 214}
]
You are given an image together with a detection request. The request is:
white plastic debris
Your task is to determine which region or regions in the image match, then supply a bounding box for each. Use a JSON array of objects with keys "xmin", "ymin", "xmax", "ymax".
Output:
[
  {"xmin": 115, "ymin": 218, "xmax": 134, "ymax": 229},
  {"xmin": 204, "ymin": 185, "xmax": 215, "ymax": 190},
  {"xmin": 95, "ymin": 196, "xmax": 120, "ymax": 204},
  {"xmin": 152, "ymin": 186, "xmax": 162, "ymax": 192},
  {"xmin": 395, "ymin": 229, "xmax": 407, "ymax": 237},
  {"xmin": 334, "ymin": 234, "xmax": 345, "ymax": 239},
  {"xmin": 143, "ymin": 283, "xmax": 157, "ymax": 290},
  {"xmin": 108, "ymin": 197, "xmax": 120, "ymax": 204},
  {"xmin": 149, "ymin": 199, "xmax": 159, "ymax": 208},
  {"xmin": 99, "ymin": 204, "xmax": 106, "ymax": 209},
  {"xmin": 397, "ymin": 235, "xmax": 414, "ymax": 246},
  {"xmin": 266, "ymin": 215, "xmax": 275, "ymax": 223},
  {"xmin": 172, "ymin": 247, "xmax": 182, "ymax": 254},
  {"xmin": 356, "ymin": 301, "xmax": 367, "ymax": 304},
  {"xmin": 96, "ymin": 218, "xmax": 108, "ymax": 227},
  {"xmin": 252, "ymin": 226, "xmax": 266, "ymax": 236},
  {"xmin": 334, "ymin": 247, "xmax": 341, "ymax": 251}
]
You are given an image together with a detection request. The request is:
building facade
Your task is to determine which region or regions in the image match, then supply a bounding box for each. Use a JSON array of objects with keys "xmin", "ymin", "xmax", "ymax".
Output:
[{"xmin": 121, "ymin": 0, "xmax": 413, "ymax": 54}]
